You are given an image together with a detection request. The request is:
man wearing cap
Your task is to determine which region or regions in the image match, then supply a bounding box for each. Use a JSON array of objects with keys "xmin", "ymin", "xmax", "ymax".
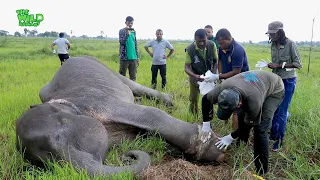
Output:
[
  {"xmin": 201, "ymin": 70, "xmax": 284, "ymax": 175},
  {"xmin": 265, "ymin": 21, "xmax": 302, "ymax": 152}
]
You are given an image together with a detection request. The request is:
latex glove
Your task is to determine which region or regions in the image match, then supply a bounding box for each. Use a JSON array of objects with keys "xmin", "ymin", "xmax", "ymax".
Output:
[
  {"xmin": 215, "ymin": 134, "xmax": 235, "ymax": 151},
  {"xmin": 204, "ymin": 74, "xmax": 219, "ymax": 83},
  {"xmin": 52, "ymin": 49, "xmax": 56, "ymax": 54}
]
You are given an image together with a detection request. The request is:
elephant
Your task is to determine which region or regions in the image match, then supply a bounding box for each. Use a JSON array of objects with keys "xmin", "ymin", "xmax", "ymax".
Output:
[{"xmin": 15, "ymin": 56, "xmax": 224, "ymax": 177}]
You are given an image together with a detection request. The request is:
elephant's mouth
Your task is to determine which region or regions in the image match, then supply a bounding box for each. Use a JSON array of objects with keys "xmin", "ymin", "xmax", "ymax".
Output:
[{"xmin": 184, "ymin": 125, "xmax": 224, "ymax": 162}]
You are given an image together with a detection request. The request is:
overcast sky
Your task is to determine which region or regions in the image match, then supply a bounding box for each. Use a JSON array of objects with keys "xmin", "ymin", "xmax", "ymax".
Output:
[{"xmin": 1, "ymin": 0, "xmax": 320, "ymax": 42}]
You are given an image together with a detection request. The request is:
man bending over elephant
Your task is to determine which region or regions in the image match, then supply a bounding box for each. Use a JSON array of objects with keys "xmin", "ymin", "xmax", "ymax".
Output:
[{"xmin": 201, "ymin": 70, "xmax": 284, "ymax": 176}]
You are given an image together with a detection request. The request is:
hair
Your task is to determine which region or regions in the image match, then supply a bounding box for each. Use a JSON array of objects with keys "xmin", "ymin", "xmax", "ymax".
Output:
[
  {"xmin": 215, "ymin": 28, "xmax": 232, "ymax": 40},
  {"xmin": 59, "ymin": 32, "xmax": 64, "ymax": 38},
  {"xmin": 126, "ymin": 16, "xmax": 134, "ymax": 22},
  {"xmin": 204, "ymin": 25, "xmax": 213, "ymax": 29},
  {"xmin": 156, "ymin": 29, "xmax": 163, "ymax": 33},
  {"xmin": 194, "ymin": 29, "xmax": 207, "ymax": 39},
  {"xmin": 276, "ymin": 29, "xmax": 288, "ymax": 45}
]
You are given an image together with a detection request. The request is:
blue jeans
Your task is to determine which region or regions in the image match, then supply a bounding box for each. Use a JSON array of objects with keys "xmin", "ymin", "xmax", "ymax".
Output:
[{"xmin": 270, "ymin": 77, "xmax": 296, "ymax": 142}]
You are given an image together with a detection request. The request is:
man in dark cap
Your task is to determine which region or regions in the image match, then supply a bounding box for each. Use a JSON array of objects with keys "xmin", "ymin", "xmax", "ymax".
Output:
[{"xmin": 201, "ymin": 70, "xmax": 284, "ymax": 175}]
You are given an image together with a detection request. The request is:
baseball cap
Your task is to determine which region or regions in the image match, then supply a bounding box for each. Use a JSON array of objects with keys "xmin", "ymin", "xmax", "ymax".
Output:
[
  {"xmin": 216, "ymin": 88, "xmax": 240, "ymax": 120},
  {"xmin": 266, "ymin": 21, "xmax": 283, "ymax": 34}
]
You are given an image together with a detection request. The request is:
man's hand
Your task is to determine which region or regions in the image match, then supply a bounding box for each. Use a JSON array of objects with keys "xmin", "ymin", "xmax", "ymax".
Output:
[
  {"xmin": 215, "ymin": 134, "xmax": 235, "ymax": 151},
  {"xmin": 194, "ymin": 74, "xmax": 205, "ymax": 82},
  {"xmin": 163, "ymin": 55, "xmax": 168, "ymax": 59},
  {"xmin": 136, "ymin": 60, "xmax": 140, "ymax": 67},
  {"xmin": 204, "ymin": 74, "xmax": 219, "ymax": 83},
  {"xmin": 268, "ymin": 63, "xmax": 281, "ymax": 69},
  {"xmin": 149, "ymin": 52, "xmax": 153, "ymax": 57}
]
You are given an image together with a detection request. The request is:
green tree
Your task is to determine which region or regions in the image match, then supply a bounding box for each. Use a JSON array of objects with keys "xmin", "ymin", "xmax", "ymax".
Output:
[
  {"xmin": 14, "ymin": 31, "xmax": 21, "ymax": 37},
  {"xmin": 0, "ymin": 30, "xmax": 9, "ymax": 36},
  {"xmin": 24, "ymin": 28, "xmax": 29, "ymax": 36}
]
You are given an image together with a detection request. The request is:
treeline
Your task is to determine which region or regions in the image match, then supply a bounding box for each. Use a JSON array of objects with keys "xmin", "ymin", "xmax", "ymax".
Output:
[{"xmin": 1, "ymin": 29, "xmax": 320, "ymax": 46}]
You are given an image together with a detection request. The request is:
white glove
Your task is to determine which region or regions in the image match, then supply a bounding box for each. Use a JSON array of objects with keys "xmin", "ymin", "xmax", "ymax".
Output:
[
  {"xmin": 215, "ymin": 134, "xmax": 235, "ymax": 151},
  {"xmin": 52, "ymin": 49, "xmax": 56, "ymax": 54},
  {"xmin": 204, "ymin": 74, "xmax": 219, "ymax": 83}
]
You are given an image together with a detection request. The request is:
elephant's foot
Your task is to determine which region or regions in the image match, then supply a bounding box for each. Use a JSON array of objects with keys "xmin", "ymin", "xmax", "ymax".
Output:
[{"xmin": 184, "ymin": 125, "xmax": 225, "ymax": 163}]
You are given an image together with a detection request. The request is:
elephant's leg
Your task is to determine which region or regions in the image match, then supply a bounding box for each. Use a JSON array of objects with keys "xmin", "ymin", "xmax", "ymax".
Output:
[
  {"xmin": 116, "ymin": 72, "xmax": 173, "ymax": 106},
  {"xmin": 108, "ymin": 103, "xmax": 224, "ymax": 162}
]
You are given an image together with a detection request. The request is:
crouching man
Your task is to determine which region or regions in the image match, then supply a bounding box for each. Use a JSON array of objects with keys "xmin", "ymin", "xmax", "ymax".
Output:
[{"xmin": 201, "ymin": 70, "xmax": 284, "ymax": 175}]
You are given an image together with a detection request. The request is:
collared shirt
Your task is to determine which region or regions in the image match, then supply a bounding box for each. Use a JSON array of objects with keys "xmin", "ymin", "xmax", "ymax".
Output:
[
  {"xmin": 218, "ymin": 39, "xmax": 249, "ymax": 74},
  {"xmin": 185, "ymin": 42, "xmax": 218, "ymax": 63},
  {"xmin": 271, "ymin": 39, "xmax": 302, "ymax": 79},
  {"xmin": 145, "ymin": 39, "xmax": 174, "ymax": 65}
]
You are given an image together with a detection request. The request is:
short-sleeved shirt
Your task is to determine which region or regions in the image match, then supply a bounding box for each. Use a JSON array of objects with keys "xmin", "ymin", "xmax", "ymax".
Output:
[
  {"xmin": 218, "ymin": 39, "xmax": 249, "ymax": 74},
  {"xmin": 271, "ymin": 38, "xmax": 302, "ymax": 79},
  {"xmin": 185, "ymin": 42, "xmax": 218, "ymax": 64},
  {"xmin": 145, "ymin": 39, "xmax": 174, "ymax": 65},
  {"xmin": 53, "ymin": 38, "xmax": 69, "ymax": 54},
  {"xmin": 206, "ymin": 70, "xmax": 284, "ymax": 126},
  {"xmin": 126, "ymin": 32, "xmax": 138, "ymax": 60}
]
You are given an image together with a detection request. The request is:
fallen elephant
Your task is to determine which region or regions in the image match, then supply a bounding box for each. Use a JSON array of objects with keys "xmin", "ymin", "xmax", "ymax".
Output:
[{"xmin": 16, "ymin": 56, "xmax": 224, "ymax": 177}]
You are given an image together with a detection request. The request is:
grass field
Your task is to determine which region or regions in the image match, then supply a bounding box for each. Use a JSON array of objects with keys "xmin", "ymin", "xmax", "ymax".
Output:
[{"xmin": 0, "ymin": 36, "xmax": 319, "ymax": 179}]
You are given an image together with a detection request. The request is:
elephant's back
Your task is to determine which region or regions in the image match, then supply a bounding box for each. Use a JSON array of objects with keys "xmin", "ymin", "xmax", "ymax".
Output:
[{"xmin": 41, "ymin": 56, "xmax": 134, "ymax": 103}]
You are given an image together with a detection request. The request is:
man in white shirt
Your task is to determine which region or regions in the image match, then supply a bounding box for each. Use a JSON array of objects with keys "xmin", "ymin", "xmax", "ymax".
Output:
[
  {"xmin": 51, "ymin": 32, "xmax": 71, "ymax": 66},
  {"xmin": 144, "ymin": 29, "xmax": 174, "ymax": 89}
]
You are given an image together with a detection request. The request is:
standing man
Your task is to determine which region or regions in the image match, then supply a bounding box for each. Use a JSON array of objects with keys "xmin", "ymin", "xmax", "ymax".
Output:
[
  {"xmin": 204, "ymin": 25, "xmax": 219, "ymax": 50},
  {"xmin": 51, "ymin": 32, "xmax": 71, "ymax": 66},
  {"xmin": 265, "ymin": 21, "xmax": 302, "ymax": 152},
  {"xmin": 119, "ymin": 16, "xmax": 139, "ymax": 81},
  {"xmin": 144, "ymin": 29, "xmax": 175, "ymax": 89},
  {"xmin": 184, "ymin": 29, "xmax": 218, "ymax": 116},
  {"xmin": 202, "ymin": 70, "xmax": 285, "ymax": 176},
  {"xmin": 204, "ymin": 28, "xmax": 249, "ymax": 130}
]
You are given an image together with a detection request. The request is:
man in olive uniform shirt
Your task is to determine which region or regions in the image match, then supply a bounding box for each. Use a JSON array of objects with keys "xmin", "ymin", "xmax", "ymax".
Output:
[
  {"xmin": 184, "ymin": 29, "xmax": 218, "ymax": 116},
  {"xmin": 201, "ymin": 70, "xmax": 284, "ymax": 175}
]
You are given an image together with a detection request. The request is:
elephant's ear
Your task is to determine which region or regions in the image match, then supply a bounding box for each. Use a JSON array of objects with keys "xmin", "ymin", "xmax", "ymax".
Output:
[{"xmin": 30, "ymin": 104, "xmax": 41, "ymax": 108}]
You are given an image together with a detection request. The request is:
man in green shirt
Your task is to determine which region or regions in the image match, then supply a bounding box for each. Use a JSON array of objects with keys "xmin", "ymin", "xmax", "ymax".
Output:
[
  {"xmin": 184, "ymin": 29, "xmax": 218, "ymax": 116},
  {"xmin": 119, "ymin": 16, "xmax": 139, "ymax": 81},
  {"xmin": 204, "ymin": 25, "xmax": 219, "ymax": 50},
  {"xmin": 201, "ymin": 70, "xmax": 284, "ymax": 176}
]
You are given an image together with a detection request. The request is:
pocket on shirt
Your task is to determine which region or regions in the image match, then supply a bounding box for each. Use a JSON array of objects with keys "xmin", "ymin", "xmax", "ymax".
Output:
[{"xmin": 279, "ymin": 56, "xmax": 291, "ymax": 63}]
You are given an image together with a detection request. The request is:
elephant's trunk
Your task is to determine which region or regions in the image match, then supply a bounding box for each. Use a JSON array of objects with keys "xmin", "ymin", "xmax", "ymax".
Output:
[{"xmin": 64, "ymin": 148, "xmax": 151, "ymax": 177}]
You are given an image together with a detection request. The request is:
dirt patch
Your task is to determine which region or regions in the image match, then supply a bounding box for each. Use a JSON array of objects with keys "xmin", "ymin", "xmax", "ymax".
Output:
[{"xmin": 140, "ymin": 157, "xmax": 257, "ymax": 180}]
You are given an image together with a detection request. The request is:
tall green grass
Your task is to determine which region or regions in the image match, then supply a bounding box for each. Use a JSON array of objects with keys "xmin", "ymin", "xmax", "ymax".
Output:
[{"xmin": 0, "ymin": 37, "xmax": 319, "ymax": 179}]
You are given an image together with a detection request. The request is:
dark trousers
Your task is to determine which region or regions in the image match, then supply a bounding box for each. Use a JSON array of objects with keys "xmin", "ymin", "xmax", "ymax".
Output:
[
  {"xmin": 151, "ymin": 64, "xmax": 166, "ymax": 88},
  {"xmin": 119, "ymin": 60, "xmax": 137, "ymax": 81},
  {"xmin": 236, "ymin": 90, "xmax": 284, "ymax": 175}
]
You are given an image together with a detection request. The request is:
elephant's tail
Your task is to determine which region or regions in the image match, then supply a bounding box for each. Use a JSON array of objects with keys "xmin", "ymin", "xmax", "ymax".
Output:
[{"xmin": 70, "ymin": 149, "xmax": 151, "ymax": 177}]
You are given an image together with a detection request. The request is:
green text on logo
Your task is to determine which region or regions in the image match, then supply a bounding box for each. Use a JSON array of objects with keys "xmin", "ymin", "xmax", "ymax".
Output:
[{"xmin": 16, "ymin": 9, "xmax": 44, "ymax": 27}]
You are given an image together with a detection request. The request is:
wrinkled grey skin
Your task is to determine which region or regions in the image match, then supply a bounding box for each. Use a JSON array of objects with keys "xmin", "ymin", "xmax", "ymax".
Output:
[{"xmin": 16, "ymin": 56, "xmax": 224, "ymax": 177}]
